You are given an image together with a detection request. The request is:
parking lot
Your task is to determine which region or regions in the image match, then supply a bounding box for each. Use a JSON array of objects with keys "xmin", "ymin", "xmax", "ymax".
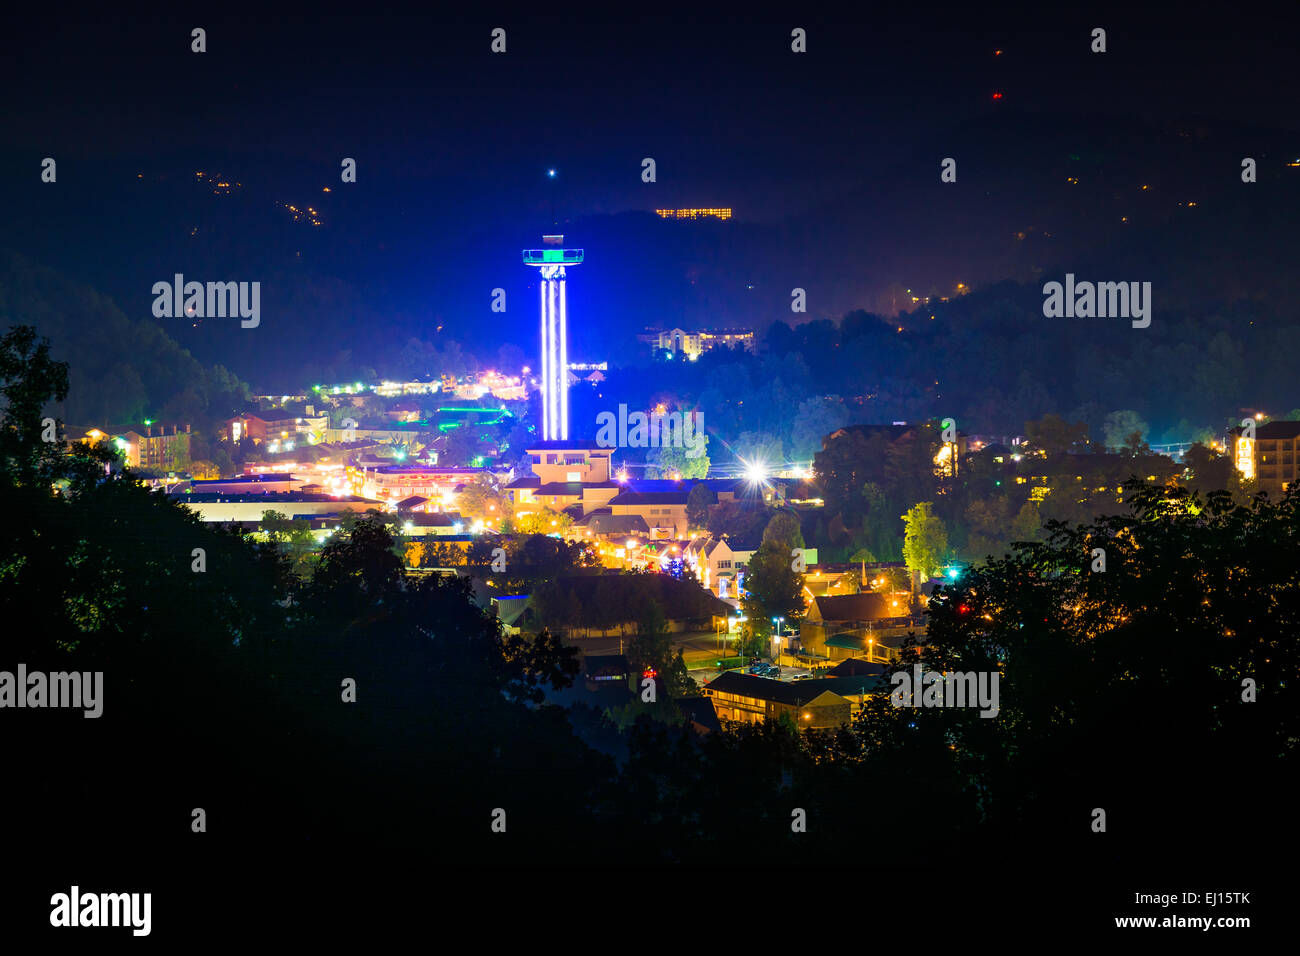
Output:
[{"xmin": 690, "ymin": 661, "xmax": 821, "ymax": 687}]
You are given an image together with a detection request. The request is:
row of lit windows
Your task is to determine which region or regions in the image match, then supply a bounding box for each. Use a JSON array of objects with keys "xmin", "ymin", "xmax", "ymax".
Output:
[
  {"xmin": 708, "ymin": 691, "xmax": 764, "ymax": 708},
  {"xmin": 654, "ymin": 208, "xmax": 733, "ymax": 220}
]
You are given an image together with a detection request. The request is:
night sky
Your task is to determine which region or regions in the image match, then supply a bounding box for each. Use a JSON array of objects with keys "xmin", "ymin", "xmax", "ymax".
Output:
[{"xmin": 3, "ymin": 8, "xmax": 1298, "ymax": 382}]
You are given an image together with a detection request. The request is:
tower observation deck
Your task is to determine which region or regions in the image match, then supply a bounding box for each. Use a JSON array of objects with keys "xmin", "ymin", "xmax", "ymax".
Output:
[{"xmin": 523, "ymin": 235, "xmax": 583, "ymax": 441}]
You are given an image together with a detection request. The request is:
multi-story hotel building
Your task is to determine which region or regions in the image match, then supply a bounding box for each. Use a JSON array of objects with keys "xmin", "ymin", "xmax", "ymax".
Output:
[
  {"xmin": 1233, "ymin": 420, "xmax": 1300, "ymax": 497},
  {"xmin": 503, "ymin": 441, "xmax": 621, "ymax": 517},
  {"xmin": 78, "ymin": 423, "xmax": 192, "ymax": 471},
  {"xmin": 638, "ymin": 327, "xmax": 756, "ymax": 360}
]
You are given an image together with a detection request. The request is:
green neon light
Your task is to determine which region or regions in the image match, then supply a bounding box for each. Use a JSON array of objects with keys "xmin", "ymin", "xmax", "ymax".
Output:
[
  {"xmin": 522, "ymin": 249, "xmax": 584, "ymax": 265},
  {"xmin": 438, "ymin": 413, "xmax": 507, "ymax": 433}
]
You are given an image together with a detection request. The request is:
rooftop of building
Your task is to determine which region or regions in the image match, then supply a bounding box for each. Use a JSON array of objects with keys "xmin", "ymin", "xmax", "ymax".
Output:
[
  {"xmin": 176, "ymin": 492, "xmax": 380, "ymax": 504},
  {"xmin": 622, "ymin": 478, "xmax": 686, "ymax": 493},
  {"xmin": 189, "ymin": 476, "xmax": 303, "ymax": 491},
  {"xmin": 84, "ymin": 422, "xmax": 191, "ymax": 437},
  {"xmin": 1235, "ymin": 420, "xmax": 1300, "ymax": 439},
  {"xmin": 525, "ymin": 440, "xmax": 611, "ymax": 453},
  {"xmin": 609, "ymin": 490, "xmax": 691, "ymax": 506},
  {"xmin": 534, "ymin": 480, "xmax": 621, "ymax": 496},
  {"xmin": 402, "ymin": 512, "xmax": 461, "ymax": 527},
  {"xmin": 827, "ymin": 658, "xmax": 891, "ymax": 678},
  {"xmin": 703, "ymin": 671, "xmax": 878, "ymax": 705},
  {"xmin": 642, "ymin": 326, "xmax": 753, "ymax": 335},
  {"xmin": 810, "ymin": 592, "xmax": 900, "ymax": 622},
  {"xmin": 572, "ymin": 512, "xmax": 651, "ymax": 535},
  {"xmin": 675, "ymin": 696, "xmax": 723, "ymax": 734},
  {"xmin": 372, "ymin": 464, "xmax": 488, "ymax": 475},
  {"xmin": 826, "ymin": 423, "xmax": 916, "ymax": 442},
  {"xmin": 260, "ymin": 404, "xmax": 323, "ymax": 420}
]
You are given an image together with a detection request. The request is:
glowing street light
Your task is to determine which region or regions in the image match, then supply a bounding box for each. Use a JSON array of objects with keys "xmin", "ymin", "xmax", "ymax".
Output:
[{"xmin": 741, "ymin": 456, "xmax": 770, "ymax": 486}]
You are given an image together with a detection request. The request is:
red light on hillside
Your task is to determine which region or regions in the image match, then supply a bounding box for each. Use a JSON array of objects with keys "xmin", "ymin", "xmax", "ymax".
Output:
[{"xmin": 992, "ymin": 91, "xmax": 1004, "ymax": 100}]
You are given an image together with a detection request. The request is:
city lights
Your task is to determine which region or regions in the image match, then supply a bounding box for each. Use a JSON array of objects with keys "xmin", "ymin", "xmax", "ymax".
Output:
[{"xmin": 11, "ymin": 10, "xmax": 1290, "ymax": 898}]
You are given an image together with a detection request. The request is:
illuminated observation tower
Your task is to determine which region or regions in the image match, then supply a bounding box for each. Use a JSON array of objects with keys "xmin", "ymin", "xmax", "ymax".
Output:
[{"xmin": 523, "ymin": 235, "xmax": 583, "ymax": 440}]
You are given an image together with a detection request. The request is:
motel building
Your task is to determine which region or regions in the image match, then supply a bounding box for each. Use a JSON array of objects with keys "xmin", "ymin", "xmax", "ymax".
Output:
[
  {"xmin": 702, "ymin": 672, "xmax": 852, "ymax": 732},
  {"xmin": 359, "ymin": 464, "xmax": 492, "ymax": 503}
]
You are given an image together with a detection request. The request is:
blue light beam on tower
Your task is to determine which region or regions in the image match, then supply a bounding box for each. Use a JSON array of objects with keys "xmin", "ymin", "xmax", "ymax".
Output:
[{"xmin": 523, "ymin": 236, "xmax": 583, "ymax": 440}]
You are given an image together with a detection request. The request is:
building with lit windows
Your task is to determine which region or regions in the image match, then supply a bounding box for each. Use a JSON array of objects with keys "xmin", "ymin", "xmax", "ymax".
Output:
[
  {"xmin": 225, "ymin": 406, "xmax": 328, "ymax": 445},
  {"xmin": 702, "ymin": 672, "xmax": 856, "ymax": 731},
  {"xmin": 360, "ymin": 464, "xmax": 491, "ymax": 503},
  {"xmin": 504, "ymin": 441, "xmax": 621, "ymax": 517},
  {"xmin": 654, "ymin": 208, "xmax": 733, "ymax": 221},
  {"xmin": 1231, "ymin": 420, "xmax": 1300, "ymax": 496},
  {"xmin": 605, "ymin": 490, "xmax": 691, "ymax": 539},
  {"xmin": 683, "ymin": 536, "xmax": 740, "ymax": 596},
  {"xmin": 78, "ymin": 423, "xmax": 192, "ymax": 471},
  {"xmin": 638, "ymin": 328, "xmax": 756, "ymax": 360},
  {"xmin": 173, "ymin": 491, "xmax": 380, "ymax": 523},
  {"xmin": 799, "ymin": 592, "xmax": 917, "ymax": 662}
]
